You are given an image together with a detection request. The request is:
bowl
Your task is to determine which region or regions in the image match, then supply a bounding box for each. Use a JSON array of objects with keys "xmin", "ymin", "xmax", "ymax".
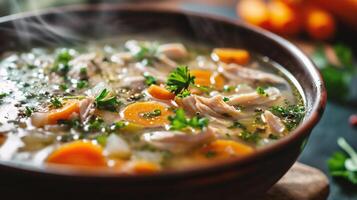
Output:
[{"xmin": 0, "ymin": 5, "xmax": 326, "ymax": 199}]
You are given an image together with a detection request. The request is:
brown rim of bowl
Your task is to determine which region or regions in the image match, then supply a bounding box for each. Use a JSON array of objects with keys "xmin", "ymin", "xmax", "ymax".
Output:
[{"xmin": 0, "ymin": 4, "xmax": 327, "ymax": 180}]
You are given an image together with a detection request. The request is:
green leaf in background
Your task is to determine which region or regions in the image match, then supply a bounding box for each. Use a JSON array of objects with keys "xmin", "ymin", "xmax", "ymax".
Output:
[
  {"xmin": 311, "ymin": 44, "xmax": 355, "ymax": 101},
  {"xmin": 334, "ymin": 44, "xmax": 354, "ymax": 72},
  {"xmin": 328, "ymin": 138, "xmax": 357, "ymax": 184}
]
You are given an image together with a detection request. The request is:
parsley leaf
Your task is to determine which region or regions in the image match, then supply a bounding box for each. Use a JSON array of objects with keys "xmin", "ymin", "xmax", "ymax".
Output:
[
  {"xmin": 142, "ymin": 109, "xmax": 161, "ymax": 118},
  {"xmin": 50, "ymin": 97, "xmax": 63, "ymax": 108},
  {"xmin": 270, "ymin": 104, "xmax": 305, "ymax": 131},
  {"xmin": 95, "ymin": 89, "xmax": 121, "ymax": 112},
  {"xmin": 143, "ymin": 74, "xmax": 157, "ymax": 86},
  {"xmin": 168, "ymin": 108, "xmax": 208, "ymax": 130},
  {"xmin": 166, "ymin": 66, "xmax": 195, "ymax": 97},
  {"xmin": 328, "ymin": 137, "xmax": 357, "ymax": 184},
  {"xmin": 256, "ymin": 87, "xmax": 269, "ymax": 97}
]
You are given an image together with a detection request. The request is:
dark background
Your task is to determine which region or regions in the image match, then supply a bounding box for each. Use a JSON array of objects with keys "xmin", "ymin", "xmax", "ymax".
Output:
[{"xmin": 0, "ymin": 0, "xmax": 356, "ymax": 199}]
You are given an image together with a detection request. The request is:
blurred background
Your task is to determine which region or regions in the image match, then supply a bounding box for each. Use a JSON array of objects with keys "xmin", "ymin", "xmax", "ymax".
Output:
[{"xmin": 0, "ymin": 0, "xmax": 357, "ymax": 200}]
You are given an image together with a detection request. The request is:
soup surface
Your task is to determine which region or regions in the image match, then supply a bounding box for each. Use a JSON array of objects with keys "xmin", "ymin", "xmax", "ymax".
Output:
[{"xmin": 0, "ymin": 37, "xmax": 305, "ymax": 174}]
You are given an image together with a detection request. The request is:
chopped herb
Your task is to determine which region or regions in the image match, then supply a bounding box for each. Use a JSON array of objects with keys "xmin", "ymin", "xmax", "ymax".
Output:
[
  {"xmin": 229, "ymin": 121, "xmax": 246, "ymax": 129},
  {"xmin": 143, "ymin": 74, "xmax": 157, "ymax": 86},
  {"xmin": 51, "ymin": 49, "xmax": 73, "ymax": 76},
  {"xmin": 24, "ymin": 106, "xmax": 34, "ymax": 117},
  {"xmin": 0, "ymin": 93, "xmax": 7, "ymax": 104},
  {"xmin": 223, "ymin": 97, "xmax": 230, "ymax": 102},
  {"xmin": 270, "ymin": 104, "xmax": 305, "ymax": 131},
  {"xmin": 142, "ymin": 109, "xmax": 162, "ymax": 118},
  {"xmin": 50, "ymin": 97, "xmax": 63, "ymax": 108},
  {"xmin": 223, "ymin": 85, "xmax": 235, "ymax": 92},
  {"xmin": 205, "ymin": 151, "xmax": 217, "ymax": 158},
  {"xmin": 57, "ymin": 118, "xmax": 82, "ymax": 129},
  {"xmin": 192, "ymin": 85, "xmax": 211, "ymax": 94},
  {"xmin": 168, "ymin": 108, "xmax": 208, "ymax": 130},
  {"xmin": 59, "ymin": 83, "xmax": 68, "ymax": 91},
  {"xmin": 85, "ymin": 116, "xmax": 106, "ymax": 132},
  {"xmin": 238, "ymin": 130, "xmax": 260, "ymax": 143},
  {"xmin": 166, "ymin": 66, "xmax": 195, "ymax": 97},
  {"xmin": 109, "ymin": 121, "xmax": 127, "ymax": 132},
  {"xmin": 95, "ymin": 89, "xmax": 121, "ymax": 112},
  {"xmin": 328, "ymin": 137, "xmax": 357, "ymax": 184},
  {"xmin": 96, "ymin": 134, "xmax": 108, "ymax": 146},
  {"xmin": 76, "ymin": 80, "xmax": 89, "ymax": 89},
  {"xmin": 256, "ymin": 87, "xmax": 268, "ymax": 97},
  {"xmin": 0, "ymin": 93, "xmax": 7, "ymax": 99}
]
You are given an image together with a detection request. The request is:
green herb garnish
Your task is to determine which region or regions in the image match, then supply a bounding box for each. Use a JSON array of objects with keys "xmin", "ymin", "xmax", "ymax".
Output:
[
  {"xmin": 51, "ymin": 49, "xmax": 73, "ymax": 76},
  {"xmin": 223, "ymin": 85, "xmax": 236, "ymax": 92},
  {"xmin": 223, "ymin": 97, "xmax": 230, "ymax": 102},
  {"xmin": 24, "ymin": 106, "xmax": 34, "ymax": 117},
  {"xmin": 238, "ymin": 130, "xmax": 261, "ymax": 143},
  {"xmin": 166, "ymin": 66, "xmax": 195, "ymax": 97},
  {"xmin": 95, "ymin": 89, "xmax": 121, "ymax": 112},
  {"xmin": 168, "ymin": 108, "xmax": 208, "ymax": 130},
  {"xmin": 328, "ymin": 137, "xmax": 357, "ymax": 184},
  {"xmin": 76, "ymin": 80, "xmax": 89, "ymax": 89},
  {"xmin": 50, "ymin": 97, "xmax": 63, "ymax": 108},
  {"xmin": 270, "ymin": 104, "xmax": 305, "ymax": 131},
  {"xmin": 142, "ymin": 109, "xmax": 161, "ymax": 118},
  {"xmin": 143, "ymin": 74, "xmax": 157, "ymax": 86},
  {"xmin": 109, "ymin": 121, "xmax": 127, "ymax": 132},
  {"xmin": 256, "ymin": 87, "xmax": 269, "ymax": 97}
]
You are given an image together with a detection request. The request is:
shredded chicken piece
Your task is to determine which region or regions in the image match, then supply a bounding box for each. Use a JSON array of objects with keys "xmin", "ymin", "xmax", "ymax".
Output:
[
  {"xmin": 157, "ymin": 43, "xmax": 188, "ymax": 59},
  {"xmin": 180, "ymin": 95, "xmax": 244, "ymax": 119},
  {"xmin": 261, "ymin": 110, "xmax": 285, "ymax": 134},
  {"xmin": 68, "ymin": 53, "xmax": 102, "ymax": 78},
  {"xmin": 142, "ymin": 127, "xmax": 216, "ymax": 153},
  {"xmin": 219, "ymin": 63, "xmax": 287, "ymax": 84},
  {"xmin": 227, "ymin": 87, "xmax": 281, "ymax": 106},
  {"xmin": 78, "ymin": 97, "xmax": 94, "ymax": 122},
  {"xmin": 156, "ymin": 54, "xmax": 177, "ymax": 68}
]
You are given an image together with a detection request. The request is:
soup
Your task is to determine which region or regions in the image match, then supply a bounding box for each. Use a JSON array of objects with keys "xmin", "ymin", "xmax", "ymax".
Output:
[{"xmin": 0, "ymin": 38, "xmax": 305, "ymax": 174}]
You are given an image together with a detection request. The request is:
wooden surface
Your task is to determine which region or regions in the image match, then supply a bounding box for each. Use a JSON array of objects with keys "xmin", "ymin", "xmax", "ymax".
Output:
[{"xmin": 265, "ymin": 162, "xmax": 329, "ymax": 200}]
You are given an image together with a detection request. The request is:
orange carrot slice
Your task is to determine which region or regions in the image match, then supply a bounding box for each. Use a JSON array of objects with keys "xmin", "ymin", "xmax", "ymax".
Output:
[
  {"xmin": 190, "ymin": 69, "xmax": 225, "ymax": 90},
  {"xmin": 126, "ymin": 160, "xmax": 161, "ymax": 174},
  {"xmin": 267, "ymin": 0, "xmax": 302, "ymax": 36},
  {"xmin": 122, "ymin": 101, "xmax": 172, "ymax": 127},
  {"xmin": 147, "ymin": 85, "xmax": 175, "ymax": 100},
  {"xmin": 47, "ymin": 141, "xmax": 107, "ymax": 167},
  {"xmin": 304, "ymin": 5, "xmax": 336, "ymax": 40},
  {"xmin": 197, "ymin": 139, "xmax": 253, "ymax": 160},
  {"xmin": 237, "ymin": 0, "xmax": 270, "ymax": 29},
  {"xmin": 47, "ymin": 100, "xmax": 80, "ymax": 124},
  {"xmin": 212, "ymin": 48, "xmax": 250, "ymax": 65}
]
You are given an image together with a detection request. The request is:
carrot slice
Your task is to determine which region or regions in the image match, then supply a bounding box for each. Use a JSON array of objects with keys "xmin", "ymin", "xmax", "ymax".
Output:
[
  {"xmin": 267, "ymin": 0, "xmax": 302, "ymax": 36},
  {"xmin": 304, "ymin": 5, "xmax": 336, "ymax": 40},
  {"xmin": 237, "ymin": 0, "xmax": 270, "ymax": 29},
  {"xmin": 122, "ymin": 101, "xmax": 172, "ymax": 127},
  {"xmin": 47, "ymin": 141, "xmax": 107, "ymax": 167},
  {"xmin": 126, "ymin": 160, "xmax": 161, "ymax": 174},
  {"xmin": 197, "ymin": 139, "xmax": 253, "ymax": 160},
  {"xmin": 190, "ymin": 70, "xmax": 225, "ymax": 90},
  {"xmin": 47, "ymin": 100, "xmax": 80, "ymax": 124},
  {"xmin": 212, "ymin": 48, "xmax": 250, "ymax": 65},
  {"xmin": 147, "ymin": 85, "xmax": 175, "ymax": 100}
]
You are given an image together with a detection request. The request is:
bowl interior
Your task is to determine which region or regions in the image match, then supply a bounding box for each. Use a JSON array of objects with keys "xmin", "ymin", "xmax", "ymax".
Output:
[{"xmin": 0, "ymin": 5, "xmax": 326, "ymax": 177}]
